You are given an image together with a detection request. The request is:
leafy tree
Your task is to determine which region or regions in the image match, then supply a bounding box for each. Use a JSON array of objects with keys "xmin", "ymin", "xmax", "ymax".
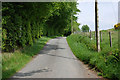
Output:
[
  {"xmin": 82, "ymin": 25, "xmax": 90, "ymax": 32},
  {"xmin": 2, "ymin": 2, "xmax": 80, "ymax": 52}
]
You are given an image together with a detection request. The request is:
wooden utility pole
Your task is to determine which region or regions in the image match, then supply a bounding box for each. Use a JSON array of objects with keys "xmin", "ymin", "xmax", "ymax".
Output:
[{"xmin": 95, "ymin": 0, "xmax": 101, "ymax": 52}]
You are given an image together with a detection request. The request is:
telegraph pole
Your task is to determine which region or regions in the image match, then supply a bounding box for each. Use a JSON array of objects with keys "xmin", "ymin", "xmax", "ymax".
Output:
[{"xmin": 95, "ymin": 0, "xmax": 101, "ymax": 52}]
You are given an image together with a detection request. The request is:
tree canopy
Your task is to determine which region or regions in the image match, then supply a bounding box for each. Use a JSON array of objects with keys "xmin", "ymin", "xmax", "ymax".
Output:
[
  {"xmin": 81, "ymin": 25, "xmax": 90, "ymax": 32},
  {"xmin": 2, "ymin": 2, "xmax": 80, "ymax": 52}
]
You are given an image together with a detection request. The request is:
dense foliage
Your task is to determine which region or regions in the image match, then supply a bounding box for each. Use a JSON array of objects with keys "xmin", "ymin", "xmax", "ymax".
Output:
[
  {"xmin": 2, "ymin": 2, "xmax": 80, "ymax": 52},
  {"xmin": 67, "ymin": 32, "xmax": 120, "ymax": 80},
  {"xmin": 2, "ymin": 37, "xmax": 51, "ymax": 79},
  {"xmin": 81, "ymin": 25, "xmax": 90, "ymax": 32}
]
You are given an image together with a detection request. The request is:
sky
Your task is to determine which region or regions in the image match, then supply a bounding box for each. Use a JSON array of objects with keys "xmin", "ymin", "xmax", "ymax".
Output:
[{"xmin": 76, "ymin": 0, "xmax": 119, "ymax": 31}]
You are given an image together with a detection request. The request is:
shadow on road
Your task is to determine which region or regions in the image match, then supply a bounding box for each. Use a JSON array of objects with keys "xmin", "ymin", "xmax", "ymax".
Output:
[
  {"xmin": 14, "ymin": 68, "xmax": 52, "ymax": 77},
  {"xmin": 39, "ymin": 43, "xmax": 65, "ymax": 54},
  {"xmin": 39, "ymin": 38, "xmax": 78, "ymax": 61},
  {"xmin": 45, "ymin": 54, "xmax": 78, "ymax": 61}
]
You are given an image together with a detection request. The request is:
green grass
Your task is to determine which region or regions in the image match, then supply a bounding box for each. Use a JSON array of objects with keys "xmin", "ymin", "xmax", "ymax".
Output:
[
  {"xmin": 0, "ymin": 54, "xmax": 2, "ymax": 80},
  {"xmin": 0, "ymin": 27, "xmax": 1, "ymax": 80},
  {"xmin": 2, "ymin": 36, "xmax": 51, "ymax": 79},
  {"xmin": 67, "ymin": 31, "xmax": 120, "ymax": 80},
  {"xmin": 0, "ymin": 27, "xmax": 1, "ymax": 48}
]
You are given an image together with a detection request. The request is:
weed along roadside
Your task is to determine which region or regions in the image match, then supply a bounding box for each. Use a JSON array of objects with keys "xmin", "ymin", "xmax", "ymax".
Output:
[
  {"xmin": 2, "ymin": 2, "xmax": 80, "ymax": 79},
  {"xmin": 2, "ymin": 37, "xmax": 51, "ymax": 79},
  {"xmin": 67, "ymin": 32, "xmax": 120, "ymax": 80}
]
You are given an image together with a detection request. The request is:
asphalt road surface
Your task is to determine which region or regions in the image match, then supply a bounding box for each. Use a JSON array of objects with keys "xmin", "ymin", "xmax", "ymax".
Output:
[{"xmin": 12, "ymin": 37, "xmax": 99, "ymax": 78}]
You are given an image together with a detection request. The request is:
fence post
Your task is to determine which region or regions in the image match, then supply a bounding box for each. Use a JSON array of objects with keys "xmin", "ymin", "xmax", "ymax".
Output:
[
  {"xmin": 109, "ymin": 32, "xmax": 112, "ymax": 47},
  {"xmin": 118, "ymin": 30, "xmax": 120, "ymax": 50},
  {"xmin": 95, "ymin": 32, "xmax": 96, "ymax": 40},
  {"xmin": 100, "ymin": 31, "xmax": 102, "ymax": 42},
  {"xmin": 90, "ymin": 30, "xmax": 92, "ymax": 39}
]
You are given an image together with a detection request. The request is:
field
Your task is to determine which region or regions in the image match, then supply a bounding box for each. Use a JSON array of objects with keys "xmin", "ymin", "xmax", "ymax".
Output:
[{"xmin": 67, "ymin": 29, "xmax": 120, "ymax": 79}]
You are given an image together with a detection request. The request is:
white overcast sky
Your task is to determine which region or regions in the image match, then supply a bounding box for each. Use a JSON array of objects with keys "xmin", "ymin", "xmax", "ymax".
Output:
[{"xmin": 76, "ymin": 0, "xmax": 119, "ymax": 31}]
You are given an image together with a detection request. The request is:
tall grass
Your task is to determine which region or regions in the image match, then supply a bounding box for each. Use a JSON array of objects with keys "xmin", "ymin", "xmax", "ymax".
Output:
[
  {"xmin": 2, "ymin": 37, "xmax": 51, "ymax": 79},
  {"xmin": 0, "ymin": 27, "xmax": 2, "ymax": 80},
  {"xmin": 67, "ymin": 32, "xmax": 120, "ymax": 80}
]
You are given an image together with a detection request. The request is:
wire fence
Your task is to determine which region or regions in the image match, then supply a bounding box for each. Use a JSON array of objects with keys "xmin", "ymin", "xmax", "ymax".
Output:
[{"xmin": 74, "ymin": 30, "xmax": 119, "ymax": 49}]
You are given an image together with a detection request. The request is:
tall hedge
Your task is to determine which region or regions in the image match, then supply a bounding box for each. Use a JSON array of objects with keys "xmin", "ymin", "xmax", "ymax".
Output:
[{"xmin": 2, "ymin": 2, "xmax": 80, "ymax": 52}]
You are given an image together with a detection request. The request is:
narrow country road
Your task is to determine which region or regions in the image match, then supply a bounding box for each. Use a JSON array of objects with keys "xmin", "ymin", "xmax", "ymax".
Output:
[{"xmin": 12, "ymin": 37, "xmax": 99, "ymax": 78}]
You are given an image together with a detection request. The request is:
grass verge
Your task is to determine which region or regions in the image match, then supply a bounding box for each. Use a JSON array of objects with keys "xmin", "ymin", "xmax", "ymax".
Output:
[
  {"xmin": 67, "ymin": 34, "xmax": 120, "ymax": 80},
  {"xmin": 2, "ymin": 36, "xmax": 51, "ymax": 79}
]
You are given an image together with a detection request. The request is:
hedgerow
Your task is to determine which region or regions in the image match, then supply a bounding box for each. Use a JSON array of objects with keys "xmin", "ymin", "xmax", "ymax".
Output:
[
  {"xmin": 67, "ymin": 34, "xmax": 120, "ymax": 80},
  {"xmin": 2, "ymin": 2, "xmax": 80, "ymax": 52}
]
